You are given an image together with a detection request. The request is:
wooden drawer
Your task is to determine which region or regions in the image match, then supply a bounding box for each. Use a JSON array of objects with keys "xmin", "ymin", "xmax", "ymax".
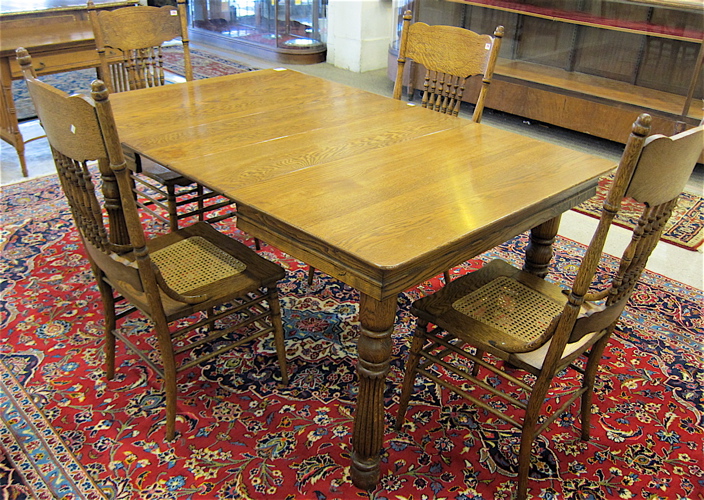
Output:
[{"xmin": 8, "ymin": 47, "xmax": 122, "ymax": 78}]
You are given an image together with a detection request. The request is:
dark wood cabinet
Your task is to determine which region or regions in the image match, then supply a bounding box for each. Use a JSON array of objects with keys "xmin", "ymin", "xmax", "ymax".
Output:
[{"xmin": 389, "ymin": 0, "xmax": 703, "ymax": 144}]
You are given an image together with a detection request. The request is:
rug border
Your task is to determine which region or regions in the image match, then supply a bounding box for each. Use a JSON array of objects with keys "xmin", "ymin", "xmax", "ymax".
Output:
[{"xmin": 0, "ymin": 359, "xmax": 108, "ymax": 500}]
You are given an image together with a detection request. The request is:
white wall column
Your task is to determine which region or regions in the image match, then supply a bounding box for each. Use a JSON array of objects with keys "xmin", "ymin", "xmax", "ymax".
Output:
[{"xmin": 326, "ymin": 0, "xmax": 394, "ymax": 72}]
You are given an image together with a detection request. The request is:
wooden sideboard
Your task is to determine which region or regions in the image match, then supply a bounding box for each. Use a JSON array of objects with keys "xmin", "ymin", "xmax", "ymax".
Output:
[
  {"xmin": 0, "ymin": 0, "xmax": 134, "ymax": 177},
  {"xmin": 389, "ymin": 0, "xmax": 703, "ymax": 145}
]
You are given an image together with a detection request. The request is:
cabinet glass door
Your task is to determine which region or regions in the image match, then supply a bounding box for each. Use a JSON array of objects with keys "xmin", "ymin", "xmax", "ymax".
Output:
[{"xmin": 190, "ymin": 0, "xmax": 327, "ymax": 62}]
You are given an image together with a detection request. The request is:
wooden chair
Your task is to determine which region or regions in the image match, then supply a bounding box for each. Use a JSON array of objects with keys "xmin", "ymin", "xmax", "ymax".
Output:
[
  {"xmin": 306, "ymin": 12, "xmax": 504, "ymax": 286},
  {"xmin": 393, "ymin": 10, "xmax": 504, "ymax": 122},
  {"xmin": 87, "ymin": 0, "xmax": 235, "ymax": 232},
  {"xmin": 395, "ymin": 113, "xmax": 704, "ymax": 500},
  {"xmin": 18, "ymin": 47, "xmax": 288, "ymax": 441}
]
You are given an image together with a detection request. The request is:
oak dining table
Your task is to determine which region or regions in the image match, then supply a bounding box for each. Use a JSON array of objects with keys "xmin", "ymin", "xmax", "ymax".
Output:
[{"xmin": 107, "ymin": 68, "xmax": 616, "ymax": 490}]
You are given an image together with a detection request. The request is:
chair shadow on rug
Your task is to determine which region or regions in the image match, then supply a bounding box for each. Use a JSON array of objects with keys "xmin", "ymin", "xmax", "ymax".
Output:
[
  {"xmin": 18, "ymin": 47, "xmax": 289, "ymax": 441},
  {"xmin": 395, "ymin": 114, "xmax": 704, "ymax": 500}
]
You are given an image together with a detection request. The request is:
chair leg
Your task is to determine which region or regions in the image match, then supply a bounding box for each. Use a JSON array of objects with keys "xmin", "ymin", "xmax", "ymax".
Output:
[
  {"xmin": 196, "ymin": 184, "xmax": 205, "ymax": 221},
  {"xmin": 443, "ymin": 270, "xmax": 451, "ymax": 284},
  {"xmin": 307, "ymin": 265, "xmax": 315, "ymax": 286},
  {"xmin": 267, "ymin": 287, "xmax": 288, "ymax": 385},
  {"xmin": 471, "ymin": 349, "xmax": 484, "ymax": 376},
  {"xmin": 516, "ymin": 425, "xmax": 534, "ymax": 500},
  {"xmin": 580, "ymin": 333, "xmax": 612, "ymax": 441},
  {"xmin": 395, "ymin": 319, "xmax": 429, "ymax": 430},
  {"xmin": 167, "ymin": 184, "xmax": 179, "ymax": 232},
  {"xmin": 96, "ymin": 272, "xmax": 116, "ymax": 379},
  {"xmin": 152, "ymin": 317, "xmax": 178, "ymax": 440},
  {"xmin": 517, "ymin": 375, "xmax": 552, "ymax": 500}
]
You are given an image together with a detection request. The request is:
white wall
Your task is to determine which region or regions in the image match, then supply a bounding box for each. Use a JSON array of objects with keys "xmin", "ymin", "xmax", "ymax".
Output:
[{"xmin": 326, "ymin": 0, "xmax": 394, "ymax": 72}]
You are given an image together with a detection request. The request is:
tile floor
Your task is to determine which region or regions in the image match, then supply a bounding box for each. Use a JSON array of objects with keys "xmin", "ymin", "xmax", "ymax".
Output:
[{"xmin": 2, "ymin": 43, "xmax": 702, "ymax": 289}]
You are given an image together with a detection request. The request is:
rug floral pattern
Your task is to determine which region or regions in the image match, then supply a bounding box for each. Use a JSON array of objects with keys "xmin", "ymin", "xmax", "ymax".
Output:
[{"xmin": 0, "ymin": 173, "xmax": 702, "ymax": 500}]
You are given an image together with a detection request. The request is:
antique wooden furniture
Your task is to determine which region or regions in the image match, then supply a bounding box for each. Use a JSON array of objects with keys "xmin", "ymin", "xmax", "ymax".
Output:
[
  {"xmin": 393, "ymin": 9, "xmax": 503, "ymax": 122},
  {"xmin": 0, "ymin": 0, "xmax": 133, "ymax": 177},
  {"xmin": 88, "ymin": 0, "xmax": 193, "ymax": 93},
  {"xmin": 389, "ymin": 0, "xmax": 704, "ymax": 143},
  {"xmin": 87, "ymin": 0, "xmax": 235, "ymax": 231},
  {"xmin": 395, "ymin": 114, "xmax": 704, "ymax": 500},
  {"xmin": 398, "ymin": 9, "xmax": 504, "ymax": 284},
  {"xmin": 19, "ymin": 48, "xmax": 288, "ymax": 441},
  {"xmin": 103, "ymin": 68, "xmax": 616, "ymax": 488}
]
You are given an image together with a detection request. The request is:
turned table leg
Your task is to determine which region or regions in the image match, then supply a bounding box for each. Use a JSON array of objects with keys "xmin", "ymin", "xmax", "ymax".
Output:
[
  {"xmin": 523, "ymin": 215, "xmax": 561, "ymax": 278},
  {"xmin": 350, "ymin": 293, "xmax": 396, "ymax": 490}
]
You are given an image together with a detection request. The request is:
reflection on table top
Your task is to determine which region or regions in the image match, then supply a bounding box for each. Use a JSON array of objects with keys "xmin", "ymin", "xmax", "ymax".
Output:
[{"xmin": 109, "ymin": 68, "xmax": 616, "ymax": 298}]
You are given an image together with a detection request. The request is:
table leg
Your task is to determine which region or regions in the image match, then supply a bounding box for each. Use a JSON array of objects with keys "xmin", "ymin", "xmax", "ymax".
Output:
[
  {"xmin": 0, "ymin": 58, "xmax": 28, "ymax": 177},
  {"xmin": 350, "ymin": 293, "xmax": 396, "ymax": 490},
  {"xmin": 523, "ymin": 215, "xmax": 561, "ymax": 278}
]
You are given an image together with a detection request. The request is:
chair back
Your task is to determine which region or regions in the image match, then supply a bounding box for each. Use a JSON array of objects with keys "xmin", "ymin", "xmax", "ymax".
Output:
[
  {"xmin": 87, "ymin": 0, "xmax": 192, "ymax": 93},
  {"xmin": 16, "ymin": 47, "xmax": 162, "ymax": 304},
  {"xmin": 546, "ymin": 114, "xmax": 703, "ymax": 367},
  {"xmin": 393, "ymin": 10, "xmax": 503, "ymax": 122}
]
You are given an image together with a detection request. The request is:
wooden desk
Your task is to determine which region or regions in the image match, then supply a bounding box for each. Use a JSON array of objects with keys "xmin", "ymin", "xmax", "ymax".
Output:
[
  {"xmin": 108, "ymin": 68, "xmax": 616, "ymax": 490},
  {"xmin": 0, "ymin": 0, "xmax": 132, "ymax": 177}
]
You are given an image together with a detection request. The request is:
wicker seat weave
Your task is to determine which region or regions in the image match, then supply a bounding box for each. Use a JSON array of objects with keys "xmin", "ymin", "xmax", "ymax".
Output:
[
  {"xmin": 151, "ymin": 236, "xmax": 246, "ymax": 294},
  {"xmin": 452, "ymin": 276, "xmax": 563, "ymax": 343}
]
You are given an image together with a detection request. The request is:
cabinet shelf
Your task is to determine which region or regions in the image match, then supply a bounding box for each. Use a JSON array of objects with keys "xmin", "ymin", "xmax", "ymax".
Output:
[{"xmin": 450, "ymin": 0, "xmax": 703, "ymax": 41}]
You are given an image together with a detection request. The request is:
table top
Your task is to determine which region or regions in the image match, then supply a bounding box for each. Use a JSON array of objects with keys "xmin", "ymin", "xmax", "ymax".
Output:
[{"xmin": 109, "ymin": 69, "xmax": 616, "ymax": 298}]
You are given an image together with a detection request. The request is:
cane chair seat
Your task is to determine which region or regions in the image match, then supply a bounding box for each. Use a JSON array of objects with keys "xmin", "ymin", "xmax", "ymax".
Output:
[
  {"xmin": 396, "ymin": 114, "xmax": 704, "ymax": 500},
  {"xmin": 18, "ymin": 47, "xmax": 288, "ymax": 441},
  {"xmin": 150, "ymin": 236, "xmax": 247, "ymax": 293},
  {"xmin": 451, "ymin": 275, "xmax": 565, "ymax": 343},
  {"xmin": 88, "ymin": 0, "xmax": 236, "ymax": 231},
  {"xmin": 415, "ymin": 259, "xmax": 606, "ymax": 366},
  {"xmin": 109, "ymin": 221, "xmax": 287, "ymax": 378}
]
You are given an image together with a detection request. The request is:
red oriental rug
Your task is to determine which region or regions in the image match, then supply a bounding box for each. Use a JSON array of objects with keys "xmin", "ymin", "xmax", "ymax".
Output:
[
  {"xmin": 1, "ymin": 173, "xmax": 703, "ymax": 500},
  {"xmin": 573, "ymin": 173, "xmax": 704, "ymax": 251}
]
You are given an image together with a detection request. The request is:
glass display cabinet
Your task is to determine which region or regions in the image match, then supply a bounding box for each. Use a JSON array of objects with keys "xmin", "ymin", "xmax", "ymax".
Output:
[
  {"xmin": 390, "ymin": 0, "xmax": 703, "ymax": 143},
  {"xmin": 189, "ymin": 0, "xmax": 327, "ymax": 63}
]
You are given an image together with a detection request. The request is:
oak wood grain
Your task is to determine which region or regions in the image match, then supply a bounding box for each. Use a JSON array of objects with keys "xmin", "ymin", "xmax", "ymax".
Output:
[
  {"xmin": 109, "ymin": 69, "xmax": 617, "ymax": 490},
  {"xmin": 110, "ymin": 69, "xmax": 616, "ymax": 297},
  {"xmin": 234, "ymin": 123, "xmax": 614, "ymax": 298}
]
